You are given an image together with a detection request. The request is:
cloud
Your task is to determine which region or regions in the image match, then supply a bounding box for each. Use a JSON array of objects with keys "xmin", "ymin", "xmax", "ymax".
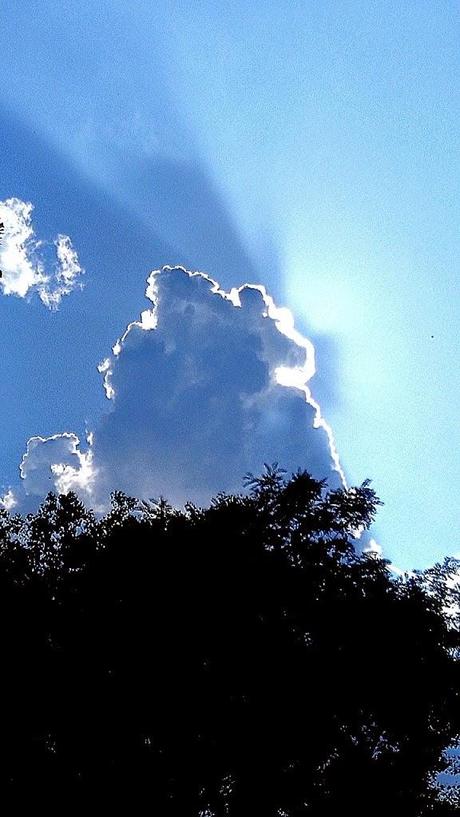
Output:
[
  {"xmin": 0, "ymin": 489, "xmax": 17, "ymax": 512},
  {"xmin": 363, "ymin": 537, "xmax": 383, "ymax": 558},
  {"xmin": 16, "ymin": 267, "xmax": 344, "ymax": 509},
  {"xmin": 19, "ymin": 433, "xmax": 96, "ymax": 502},
  {"xmin": 0, "ymin": 198, "xmax": 84, "ymax": 308}
]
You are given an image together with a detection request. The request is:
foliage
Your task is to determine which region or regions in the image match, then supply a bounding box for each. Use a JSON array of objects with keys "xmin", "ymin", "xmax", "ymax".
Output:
[{"xmin": 0, "ymin": 468, "xmax": 457, "ymax": 814}]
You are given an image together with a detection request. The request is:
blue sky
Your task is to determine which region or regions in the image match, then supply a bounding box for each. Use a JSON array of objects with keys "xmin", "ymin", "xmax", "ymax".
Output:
[{"xmin": 1, "ymin": 0, "xmax": 459, "ymax": 568}]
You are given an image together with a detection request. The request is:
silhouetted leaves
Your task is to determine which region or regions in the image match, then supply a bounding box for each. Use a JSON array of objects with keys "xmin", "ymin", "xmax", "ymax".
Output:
[{"xmin": 0, "ymin": 470, "xmax": 457, "ymax": 813}]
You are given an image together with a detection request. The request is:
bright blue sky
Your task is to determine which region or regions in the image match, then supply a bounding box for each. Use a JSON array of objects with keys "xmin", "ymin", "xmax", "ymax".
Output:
[{"xmin": 1, "ymin": 0, "xmax": 459, "ymax": 568}]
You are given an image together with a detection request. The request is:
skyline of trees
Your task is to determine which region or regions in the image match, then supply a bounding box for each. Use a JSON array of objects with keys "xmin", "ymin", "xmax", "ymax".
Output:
[{"xmin": 0, "ymin": 466, "xmax": 458, "ymax": 813}]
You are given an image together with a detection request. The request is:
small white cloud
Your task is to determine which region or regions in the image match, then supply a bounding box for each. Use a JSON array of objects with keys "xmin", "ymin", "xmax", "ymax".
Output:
[
  {"xmin": 0, "ymin": 197, "xmax": 84, "ymax": 308},
  {"xmin": 0, "ymin": 489, "xmax": 17, "ymax": 511},
  {"xmin": 20, "ymin": 433, "xmax": 95, "ymax": 501}
]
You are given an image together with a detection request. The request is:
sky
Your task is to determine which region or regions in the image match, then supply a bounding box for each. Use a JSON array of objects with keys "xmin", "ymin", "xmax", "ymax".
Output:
[{"xmin": 0, "ymin": 0, "xmax": 459, "ymax": 569}]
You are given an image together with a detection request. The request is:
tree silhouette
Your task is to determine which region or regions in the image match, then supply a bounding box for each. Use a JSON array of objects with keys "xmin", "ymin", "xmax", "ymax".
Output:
[{"xmin": 0, "ymin": 468, "xmax": 457, "ymax": 814}]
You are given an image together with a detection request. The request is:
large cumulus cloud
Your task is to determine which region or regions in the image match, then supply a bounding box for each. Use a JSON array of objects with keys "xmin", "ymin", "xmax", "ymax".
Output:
[
  {"xmin": 14, "ymin": 267, "xmax": 344, "ymax": 509},
  {"xmin": 0, "ymin": 198, "xmax": 84, "ymax": 308}
]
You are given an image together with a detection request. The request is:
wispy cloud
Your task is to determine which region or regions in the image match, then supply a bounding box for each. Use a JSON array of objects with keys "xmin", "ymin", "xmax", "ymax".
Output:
[{"xmin": 0, "ymin": 197, "xmax": 84, "ymax": 308}]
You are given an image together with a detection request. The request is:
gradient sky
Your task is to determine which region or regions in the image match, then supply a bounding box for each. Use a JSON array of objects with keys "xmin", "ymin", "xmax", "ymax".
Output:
[{"xmin": 1, "ymin": 0, "xmax": 459, "ymax": 568}]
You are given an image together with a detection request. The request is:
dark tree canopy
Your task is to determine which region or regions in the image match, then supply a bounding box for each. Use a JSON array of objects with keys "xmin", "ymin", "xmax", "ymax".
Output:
[{"xmin": 0, "ymin": 467, "xmax": 458, "ymax": 814}]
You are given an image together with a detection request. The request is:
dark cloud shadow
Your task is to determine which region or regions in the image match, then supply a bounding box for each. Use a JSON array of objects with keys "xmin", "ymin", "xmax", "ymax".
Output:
[
  {"xmin": 118, "ymin": 153, "xmax": 262, "ymax": 290},
  {"xmin": 0, "ymin": 103, "xmax": 179, "ymax": 485}
]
